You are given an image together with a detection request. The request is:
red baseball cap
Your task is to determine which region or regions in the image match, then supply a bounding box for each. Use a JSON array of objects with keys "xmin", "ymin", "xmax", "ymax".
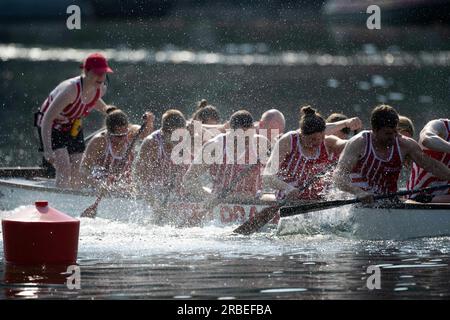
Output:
[{"xmin": 81, "ymin": 53, "xmax": 113, "ymax": 75}]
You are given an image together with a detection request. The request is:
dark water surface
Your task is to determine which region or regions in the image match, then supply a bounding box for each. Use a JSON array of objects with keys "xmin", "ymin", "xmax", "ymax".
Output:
[
  {"xmin": 1, "ymin": 11, "xmax": 450, "ymax": 299},
  {"xmin": 1, "ymin": 218, "xmax": 450, "ymax": 299}
]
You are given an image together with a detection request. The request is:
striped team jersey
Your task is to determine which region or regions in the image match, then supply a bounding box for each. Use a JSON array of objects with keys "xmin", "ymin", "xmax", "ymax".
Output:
[
  {"xmin": 209, "ymin": 133, "xmax": 263, "ymax": 197},
  {"xmin": 276, "ymin": 130, "xmax": 335, "ymax": 200},
  {"xmin": 38, "ymin": 76, "xmax": 101, "ymax": 131},
  {"xmin": 407, "ymin": 119, "xmax": 450, "ymax": 197},
  {"xmin": 102, "ymin": 135, "xmax": 134, "ymax": 183},
  {"xmin": 350, "ymin": 131, "xmax": 403, "ymax": 195}
]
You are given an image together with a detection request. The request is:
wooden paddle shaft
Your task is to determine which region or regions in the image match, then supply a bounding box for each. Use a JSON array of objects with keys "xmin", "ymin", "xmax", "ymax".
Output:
[{"xmin": 280, "ymin": 184, "xmax": 450, "ymax": 218}]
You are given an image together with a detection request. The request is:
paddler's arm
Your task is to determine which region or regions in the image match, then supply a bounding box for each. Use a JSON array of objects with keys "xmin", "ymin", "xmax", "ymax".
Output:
[
  {"xmin": 402, "ymin": 136, "xmax": 450, "ymax": 181},
  {"xmin": 93, "ymin": 84, "xmax": 109, "ymax": 114},
  {"xmin": 262, "ymin": 133, "xmax": 297, "ymax": 194},
  {"xmin": 93, "ymin": 99, "xmax": 108, "ymax": 114},
  {"xmin": 333, "ymin": 135, "xmax": 373, "ymax": 202},
  {"xmin": 182, "ymin": 141, "xmax": 214, "ymax": 199},
  {"xmin": 40, "ymin": 85, "xmax": 77, "ymax": 162},
  {"xmin": 324, "ymin": 135, "xmax": 347, "ymax": 155},
  {"xmin": 419, "ymin": 120, "xmax": 450, "ymax": 154},
  {"xmin": 325, "ymin": 117, "xmax": 362, "ymax": 136},
  {"xmin": 183, "ymin": 164, "xmax": 211, "ymax": 199},
  {"xmin": 134, "ymin": 136, "xmax": 159, "ymax": 191},
  {"xmin": 129, "ymin": 112, "xmax": 155, "ymax": 140}
]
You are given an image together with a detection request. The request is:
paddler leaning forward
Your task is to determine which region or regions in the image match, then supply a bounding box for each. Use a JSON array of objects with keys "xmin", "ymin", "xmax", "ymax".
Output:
[
  {"xmin": 407, "ymin": 118, "xmax": 450, "ymax": 203},
  {"xmin": 79, "ymin": 107, "xmax": 154, "ymax": 192},
  {"xmin": 134, "ymin": 109, "xmax": 191, "ymax": 211},
  {"xmin": 262, "ymin": 106, "xmax": 352, "ymax": 202},
  {"xmin": 334, "ymin": 105, "xmax": 450, "ymax": 203},
  {"xmin": 183, "ymin": 110, "xmax": 270, "ymax": 209}
]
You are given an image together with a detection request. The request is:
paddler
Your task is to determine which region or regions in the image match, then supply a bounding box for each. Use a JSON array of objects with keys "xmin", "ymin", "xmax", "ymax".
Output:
[
  {"xmin": 334, "ymin": 105, "xmax": 450, "ymax": 203},
  {"xmin": 80, "ymin": 107, "xmax": 154, "ymax": 191},
  {"xmin": 35, "ymin": 52, "xmax": 113, "ymax": 188},
  {"xmin": 134, "ymin": 109, "xmax": 191, "ymax": 204},
  {"xmin": 183, "ymin": 110, "xmax": 270, "ymax": 203},
  {"xmin": 263, "ymin": 106, "xmax": 349, "ymax": 201},
  {"xmin": 407, "ymin": 118, "xmax": 450, "ymax": 203}
]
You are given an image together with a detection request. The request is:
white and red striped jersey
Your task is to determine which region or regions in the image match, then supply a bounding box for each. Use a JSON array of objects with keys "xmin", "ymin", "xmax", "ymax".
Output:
[
  {"xmin": 350, "ymin": 131, "xmax": 403, "ymax": 195},
  {"xmin": 407, "ymin": 119, "xmax": 450, "ymax": 197},
  {"xmin": 276, "ymin": 130, "xmax": 335, "ymax": 200},
  {"xmin": 209, "ymin": 133, "xmax": 263, "ymax": 197},
  {"xmin": 38, "ymin": 76, "xmax": 101, "ymax": 131}
]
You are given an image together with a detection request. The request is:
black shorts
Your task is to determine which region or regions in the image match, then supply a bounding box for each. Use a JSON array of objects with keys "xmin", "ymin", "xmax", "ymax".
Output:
[{"xmin": 38, "ymin": 127, "xmax": 86, "ymax": 155}]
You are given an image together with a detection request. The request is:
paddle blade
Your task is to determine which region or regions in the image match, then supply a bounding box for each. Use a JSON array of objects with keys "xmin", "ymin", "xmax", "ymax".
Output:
[
  {"xmin": 233, "ymin": 205, "xmax": 280, "ymax": 235},
  {"xmin": 80, "ymin": 202, "xmax": 99, "ymax": 218}
]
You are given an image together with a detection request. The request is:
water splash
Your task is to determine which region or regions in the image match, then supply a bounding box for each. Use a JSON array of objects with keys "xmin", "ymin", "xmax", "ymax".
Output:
[{"xmin": 277, "ymin": 205, "xmax": 355, "ymax": 238}]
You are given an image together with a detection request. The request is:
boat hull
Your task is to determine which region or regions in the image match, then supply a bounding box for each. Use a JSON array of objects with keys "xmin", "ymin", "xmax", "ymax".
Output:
[
  {"xmin": 3, "ymin": 174, "xmax": 449, "ymax": 239},
  {"xmin": 278, "ymin": 203, "xmax": 450, "ymax": 240},
  {"xmin": 0, "ymin": 177, "xmax": 275, "ymax": 226}
]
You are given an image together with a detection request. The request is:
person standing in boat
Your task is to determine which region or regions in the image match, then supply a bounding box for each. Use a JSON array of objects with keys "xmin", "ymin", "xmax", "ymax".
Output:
[
  {"xmin": 79, "ymin": 107, "xmax": 154, "ymax": 191},
  {"xmin": 407, "ymin": 118, "xmax": 450, "ymax": 203},
  {"xmin": 134, "ymin": 109, "xmax": 191, "ymax": 205},
  {"xmin": 35, "ymin": 52, "xmax": 113, "ymax": 189},
  {"xmin": 183, "ymin": 110, "xmax": 270, "ymax": 203},
  {"xmin": 262, "ymin": 106, "xmax": 349, "ymax": 201},
  {"xmin": 334, "ymin": 105, "xmax": 450, "ymax": 203}
]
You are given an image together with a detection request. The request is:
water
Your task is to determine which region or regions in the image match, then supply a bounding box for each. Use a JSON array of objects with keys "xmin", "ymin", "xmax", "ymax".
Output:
[
  {"xmin": 1, "ymin": 208, "xmax": 450, "ymax": 299},
  {"xmin": 1, "ymin": 10, "xmax": 450, "ymax": 299}
]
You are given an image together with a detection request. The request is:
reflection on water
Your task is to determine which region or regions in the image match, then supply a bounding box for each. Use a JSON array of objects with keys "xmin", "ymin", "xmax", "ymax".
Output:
[
  {"xmin": 2, "ymin": 236, "xmax": 450, "ymax": 299},
  {"xmin": 1, "ymin": 211, "xmax": 450, "ymax": 299}
]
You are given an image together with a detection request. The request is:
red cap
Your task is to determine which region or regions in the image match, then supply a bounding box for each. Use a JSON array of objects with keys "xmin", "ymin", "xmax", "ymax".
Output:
[{"xmin": 81, "ymin": 52, "xmax": 113, "ymax": 75}]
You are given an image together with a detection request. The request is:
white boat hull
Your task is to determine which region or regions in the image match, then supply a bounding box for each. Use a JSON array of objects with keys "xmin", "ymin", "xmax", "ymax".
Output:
[
  {"xmin": 3, "ymin": 175, "xmax": 449, "ymax": 240},
  {"xmin": 0, "ymin": 178, "xmax": 151, "ymax": 222},
  {"xmin": 0, "ymin": 177, "xmax": 275, "ymax": 226},
  {"xmin": 278, "ymin": 203, "xmax": 450, "ymax": 240}
]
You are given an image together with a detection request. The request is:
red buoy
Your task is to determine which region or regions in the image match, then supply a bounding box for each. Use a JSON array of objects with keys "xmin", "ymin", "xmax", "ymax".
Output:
[{"xmin": 2, "ymin": 201, "xmax": 80, "ymax": 265}]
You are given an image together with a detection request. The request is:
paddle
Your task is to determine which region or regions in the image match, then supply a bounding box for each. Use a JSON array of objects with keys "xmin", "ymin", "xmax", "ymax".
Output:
[
  {"xmin": 280, "ymin": 184, "xmax": 450, "ymax": 218},
  {"xmin": 80, "ymin": 116, "xmax": 149, "ymax": 218},
  {"xmin": 233, "ymin": 163, "xmax": 336, "ymax": 235}
]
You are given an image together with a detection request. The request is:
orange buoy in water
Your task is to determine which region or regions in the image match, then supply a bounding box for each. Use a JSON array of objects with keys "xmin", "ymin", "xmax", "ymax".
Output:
[{"xmin": 1, "ymin": 201, "xmax": 80, "ymax": 265}]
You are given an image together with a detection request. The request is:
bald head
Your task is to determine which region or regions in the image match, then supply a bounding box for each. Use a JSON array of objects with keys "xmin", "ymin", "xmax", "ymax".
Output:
[{"xmin": 259, "ymin": 109, "xmax": 286, "ymax": 142}]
